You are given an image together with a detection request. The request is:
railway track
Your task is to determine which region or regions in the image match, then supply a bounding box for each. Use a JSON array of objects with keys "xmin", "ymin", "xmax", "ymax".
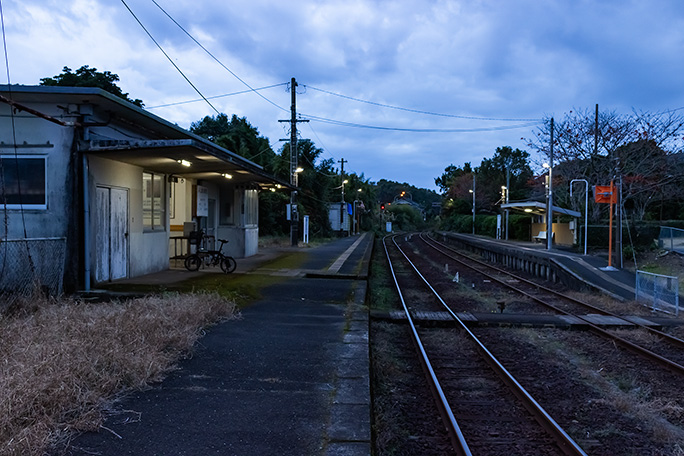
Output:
[
  {"xmin": 413, "ymin": 231, "xmax": 684, "ymax": 376},
  {"xmin": 382, "ymin": 234, "xmax": 587, "ymax": 455}
]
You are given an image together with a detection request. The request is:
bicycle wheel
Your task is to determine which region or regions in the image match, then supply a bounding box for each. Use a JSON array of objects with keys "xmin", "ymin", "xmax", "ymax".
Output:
[
  {"xmin": 220, "ymin": 256, "xmax": 237, "ymax": 273},
  {"xmin": 184, "ymin": 254, "xmax": 202, "ymax": 271}
]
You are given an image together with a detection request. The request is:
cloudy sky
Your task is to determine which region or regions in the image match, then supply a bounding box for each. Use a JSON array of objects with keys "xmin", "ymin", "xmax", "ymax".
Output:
[{"xmin": 3, "ymin": 0, "xmax": 684, "ymax": 189}]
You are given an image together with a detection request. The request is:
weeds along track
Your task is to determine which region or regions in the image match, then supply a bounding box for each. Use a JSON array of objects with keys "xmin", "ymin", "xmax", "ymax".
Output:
[
  {"xmin": 382, "ymin": 234, "xmax": 587, "ymax": 456},
  {"xmin": 415, "ymin": 232, "xmax": 684, "ymax": 376}
]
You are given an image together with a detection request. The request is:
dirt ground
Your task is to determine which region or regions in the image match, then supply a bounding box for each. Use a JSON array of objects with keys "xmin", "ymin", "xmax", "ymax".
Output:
[{"xmin": 632, "ymin": 249, "xmax": 684, "ymax": 276}]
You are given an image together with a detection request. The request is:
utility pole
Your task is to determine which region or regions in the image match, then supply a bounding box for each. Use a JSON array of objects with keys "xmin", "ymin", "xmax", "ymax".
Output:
[
  {"xmin": 338, "ymin": 158, "xmax": 347, "ymax": 234},
  {"xmin": 278, "ymin": 77, "xmax": 308, "ymax": 246},
  {"xmin": 338, "ymin": 158, "xmax": 347, "ymax": 202}
]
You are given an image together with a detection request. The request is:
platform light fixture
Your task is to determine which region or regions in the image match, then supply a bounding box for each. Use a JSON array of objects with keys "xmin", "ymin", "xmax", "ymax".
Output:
[
  {"xmin": 177, "ymin": 159, "xmax": 191, "ymax": 167},
  {"xmin": 221, "ymin": 173, "xmax": 233, "ymax": 179}
]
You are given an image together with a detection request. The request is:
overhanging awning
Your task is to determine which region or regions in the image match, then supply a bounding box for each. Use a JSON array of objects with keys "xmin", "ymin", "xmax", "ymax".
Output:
[
  {"xmin": 501, "ymin": 201, "xmax": 581, "ymax": 218},
  {"xmin": 0, "ymin": 84, "xmax": 293, "ymax": 190},
  {"xmin": 84, "ymin": 139, "xmax": 292, "ymax": 189}
]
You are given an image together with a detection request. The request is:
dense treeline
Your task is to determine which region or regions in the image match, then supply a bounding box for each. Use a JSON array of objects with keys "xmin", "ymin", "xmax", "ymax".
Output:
[
  {"xmin": 190, "ymin": 114, "xmax": 377, "ymax": 237},
  {"xmin": 436, "ymin": 107, "xmax": 684, "ymax": 250},
  {"xmin": 37, "ymin": 66, "xmax": 408, "ymax": 236}
]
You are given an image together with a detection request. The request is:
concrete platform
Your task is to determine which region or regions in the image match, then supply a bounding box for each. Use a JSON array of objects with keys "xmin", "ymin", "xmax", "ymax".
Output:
[
  {"xmin": 61, "ymin": 233, "xmax": 374, "ymax": 456},
  {"xmin": 440, "ymin": 232, "xmax": 642, "ymax": 302}
]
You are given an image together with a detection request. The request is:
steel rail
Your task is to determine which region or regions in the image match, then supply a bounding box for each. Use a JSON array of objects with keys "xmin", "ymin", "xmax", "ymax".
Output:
[
  {"xmin": 382, "ymin": 235, "xmax": 471, "ymax": 456},
  {"xmin": 388, "ymin": 234, "xmax": 587, "ymax": 456},
  {"xmin": 418, "ymin": 232, "xmax": 684, "ymax": 376},
  {"xmin": 424, "ymin": 232, "xmax": 684, "ymax": 349}
]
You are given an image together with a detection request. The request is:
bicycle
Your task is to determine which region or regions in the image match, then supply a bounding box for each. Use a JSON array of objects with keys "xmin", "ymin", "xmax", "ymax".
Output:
[{"xmin": 184, "ymin": 235, "xmax": 237, "ymax": 273}]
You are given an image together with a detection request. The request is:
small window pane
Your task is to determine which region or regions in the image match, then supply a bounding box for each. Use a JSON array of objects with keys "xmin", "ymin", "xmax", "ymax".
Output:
[
  {"xmin": 142, "ymin": 172, "xmax": 165, "ymax": 230},
  {"xmin": 0, "ymin": 156, "xmax": 46, "ymax": 208}
]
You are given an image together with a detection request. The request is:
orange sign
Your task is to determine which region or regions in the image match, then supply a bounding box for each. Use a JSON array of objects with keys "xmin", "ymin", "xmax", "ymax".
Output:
[{"xmin": 593, "ymin": 185, "xmax": 616, "ymax": 204}]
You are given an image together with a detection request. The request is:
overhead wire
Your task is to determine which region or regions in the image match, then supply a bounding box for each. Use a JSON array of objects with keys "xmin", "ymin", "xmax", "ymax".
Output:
[
  {"xmin": 303, "ymin": 113, "xmax": 541, "ymax": 133},
  {"xmin": 146, "ymin": 83, "xmax": 288, "ymax": 109},
  {"xmin": 120, "ymin": 0, "xmax": 220, "ymax": 115},
  {"xmin": 149, "ymin": 0, "xmax": 288, "ymax": 113},
  {"xmin": 303, "ymin": 84, "xmax": 541, "ymax": 122},
  {"xmin": 305, "ymin": 121, "xmax": 336, "ymax": 160},
  {"xmin": 0, "ymin": 0, "xmax": 35, "ymax": 276}
]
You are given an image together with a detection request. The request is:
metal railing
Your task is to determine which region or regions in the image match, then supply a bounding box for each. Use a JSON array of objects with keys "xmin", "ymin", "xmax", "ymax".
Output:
[
  {"xmin": 636, "ymin": 269, "xmax": 680, "ymax": 316},
  {"xmin": 0, "ymin": 237, "xmax": 67, "ymax": 308},
  {"xmin": 659, "ymin": 226, "xmax": 684, "ymax": 254}
]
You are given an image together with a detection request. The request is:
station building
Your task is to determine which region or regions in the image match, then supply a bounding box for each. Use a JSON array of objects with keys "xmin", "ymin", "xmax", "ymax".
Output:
[{"xmin": 0, "ymin": 85, "xmax": 289, "ymax": 294}]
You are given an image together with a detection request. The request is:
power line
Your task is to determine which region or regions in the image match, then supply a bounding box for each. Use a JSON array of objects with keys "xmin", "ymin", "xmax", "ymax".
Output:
[
  {"xmin": 306, "ymin": 122, "xmax": 336, "ymax": 160},
  {"xmin": 120, "ymin": 0, "xmax": 220, "ymax": 115},
  {"xmin": 304, "ymin": 84, "xmax": 540, "ymax": 122},
  {"xmin": 146, "ymin": 83, "xmax": 288, "ymax": 109},
  {"xmin": 304, "ymin": 113, "xmax": 541, "ymax": 133},
  {"xmin": 0, "ymin": 0, "xmax": 35, "ymax": 275},
  {"xmin": 150, "ymin": 0, "xmax": 288, "ymax": 113}
]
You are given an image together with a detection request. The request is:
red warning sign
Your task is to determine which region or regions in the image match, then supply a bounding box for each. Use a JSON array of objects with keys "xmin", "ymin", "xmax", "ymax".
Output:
[{"xmin": 593, "ymin": 185, "xmax": 616, "ymax": 204}]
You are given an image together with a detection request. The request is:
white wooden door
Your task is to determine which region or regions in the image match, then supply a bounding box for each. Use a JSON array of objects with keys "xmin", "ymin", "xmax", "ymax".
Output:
[
  {"xmin": 95, "ymin": 187, "xmax": 129, "ymax": 282},
  {"xmin": 109, "ymin": 188, "xmax": 129, "ymax": 280}
]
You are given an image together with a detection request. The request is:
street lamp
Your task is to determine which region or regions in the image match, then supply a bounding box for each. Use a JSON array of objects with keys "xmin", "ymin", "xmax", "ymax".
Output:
[
  {"xmin": 543, "ymin": 162, "xmax": 553, "ymax": 250},
  {"xmin": 293, "ymin": 167, "xmax": 304, "ymax": 186},
  {"xmin": 570, "ymin": 179, "xmax": 589, "ymax": 255},
  {"xmin": 353, "ymin": 188, "xmax": 363, "ymax": 235},
  {"xmin": 500, "ymin": 185, "xmax": 508, "ymax": 240},
  {"xmin": 469, "ymin": 188, "xmax": 475, "ymax": 235},
  {"xmin": 341, "ymin": 179, "xmax": 348, "ymax": 202}
]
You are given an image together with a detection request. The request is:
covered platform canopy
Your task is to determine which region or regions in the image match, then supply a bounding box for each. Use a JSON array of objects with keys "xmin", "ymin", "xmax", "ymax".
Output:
[
  {"xmin": 501, "ymin": 201, "xmax": 581, "ymax": 218},
  {"xmin": 2, "ymin": 85, "xmax": 292, "ymax": 190}
]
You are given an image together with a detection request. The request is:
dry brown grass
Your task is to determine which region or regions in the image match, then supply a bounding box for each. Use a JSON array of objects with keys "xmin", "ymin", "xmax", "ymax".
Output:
[{"xmin": 0, "ymin": 292, "xmax": 238, "ymax": 456}]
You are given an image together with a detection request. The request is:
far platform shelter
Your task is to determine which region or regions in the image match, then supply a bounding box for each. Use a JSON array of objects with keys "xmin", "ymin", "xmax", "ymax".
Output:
[{"xmin": 502, "ymin": 201, "xmax": 581, "ymax": 246}]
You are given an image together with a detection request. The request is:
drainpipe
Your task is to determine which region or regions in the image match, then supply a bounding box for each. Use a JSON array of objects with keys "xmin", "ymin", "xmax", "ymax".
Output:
[{"xmin": 82, "ymin": 131, "xmax": 91, "ymax": 292}]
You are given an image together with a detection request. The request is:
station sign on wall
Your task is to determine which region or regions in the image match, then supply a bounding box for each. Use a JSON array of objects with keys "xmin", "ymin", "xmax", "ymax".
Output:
[{"xmin": 196, "ymin": 185, "xmax": 209, "ymax": 217}]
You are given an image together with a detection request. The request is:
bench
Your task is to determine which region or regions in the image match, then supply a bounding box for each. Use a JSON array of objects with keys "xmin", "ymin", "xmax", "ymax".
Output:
[{"xmin": 533, "ymin": 231, "xmax": 554, "ymax": 243}]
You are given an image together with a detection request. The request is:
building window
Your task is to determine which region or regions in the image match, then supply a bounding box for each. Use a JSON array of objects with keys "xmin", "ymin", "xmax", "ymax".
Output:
[
  {"xmin": 243, "ymin": 189, "xmax": 258, "ymax": 226},
  {"xmin": 143, "ymin": 172, "xmax": 165, "ymax": 230},
  {"xmin": 0, "ymin": 155, "xmax": 47, "ymax": 209}
]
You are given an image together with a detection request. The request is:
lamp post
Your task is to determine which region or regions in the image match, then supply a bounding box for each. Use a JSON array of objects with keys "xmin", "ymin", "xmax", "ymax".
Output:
[
  {"xmin": 543, "ymin": 162, "xmax": 553, "ymax": 250},
  {"xmin": 294, "ymin": 167, "xmax": 303, "ymax": 186},
  {"xmin": 570, "ymin": 179, "xmax": 588, "ymax": 255},
  {"xmin": 500, "ymin": 185, "xmax": 508, "ymax": 240},
  {"xmin": 545, "ymin": 117, "xmax": 554, "ymax": 250},
  {"xmin": 469, "ymin": 178, "xmax": 475, "ymax": 234},
  {"xmin": 353, "ymin": 188, "xmax": 362, "ymax": 235}
]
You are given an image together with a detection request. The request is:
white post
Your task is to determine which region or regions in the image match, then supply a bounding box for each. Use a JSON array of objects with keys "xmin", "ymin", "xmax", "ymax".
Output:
[
  {"xmin": 570, "ymin": 179, "xmax": 589, "ymax": 255},
  {"xmin": 303, "ymin": 215, "xmax": 309, "ymax": 244}
]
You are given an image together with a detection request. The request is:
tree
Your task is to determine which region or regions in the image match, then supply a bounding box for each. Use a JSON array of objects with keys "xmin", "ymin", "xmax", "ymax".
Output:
[
  {"xmin": 375, "ymin": 179, "xmax": 440, "ymax": 213},
  {"xmin": 474, "ymin": 146, "xmax": 533, "ymax": 212},
  {"xmin": 40, "ymin": 65, "xmax": 143, "ymax": 107},
  {"xmin": 191, "ymin": 114, "xmax": 275, "ymax": 171},
  {"xmin": 435, "ymin": 163, "xmax": 472, "ymax": 194},
  {"xmin": 526, "ymin": 108, "xmax": 684, "ymax": 221}
]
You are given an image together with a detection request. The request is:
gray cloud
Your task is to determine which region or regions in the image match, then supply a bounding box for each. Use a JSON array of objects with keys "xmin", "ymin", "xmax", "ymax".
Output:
[{"xmin": 4, "ymin": 0, "xmax": 684, "ymax": 189}]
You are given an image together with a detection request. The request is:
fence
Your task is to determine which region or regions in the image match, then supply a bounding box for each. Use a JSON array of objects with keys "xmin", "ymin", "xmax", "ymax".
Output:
[
  {"xmin": 0, "ymin": 237, "xmax": 67, "ymax": 308},
  {"xmin": 659, "ymin": 226, "xmax": 684, "ymax": 254},
  {"xmin": 635, "ymin": 270, "xmax": 680, "ymax": 316}
]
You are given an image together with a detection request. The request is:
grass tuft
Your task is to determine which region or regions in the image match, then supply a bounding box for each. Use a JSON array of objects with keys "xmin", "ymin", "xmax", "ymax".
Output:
[{"xmin": 0, "ymin": 291, "xmax": 238, "ymax": 456}]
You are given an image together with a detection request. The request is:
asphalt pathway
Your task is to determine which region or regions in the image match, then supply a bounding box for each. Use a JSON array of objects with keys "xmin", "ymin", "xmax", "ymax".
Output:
[{"xmin": 62, "ymin": 234, "xmax": 373, "ymax": 456}]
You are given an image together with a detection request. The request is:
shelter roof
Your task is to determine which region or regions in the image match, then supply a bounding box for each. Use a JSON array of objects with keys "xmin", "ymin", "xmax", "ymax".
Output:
[
  {"xmin": 0, "ymin": 85, "xmax": 291, "ymax": 189},
  {"xmin": 501, "ymin": 201, "xmax": 581, "ymax": 218}
]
